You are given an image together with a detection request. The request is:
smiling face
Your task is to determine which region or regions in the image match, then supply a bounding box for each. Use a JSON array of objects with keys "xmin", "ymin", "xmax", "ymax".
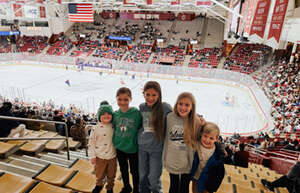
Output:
[
  {"xmin": 100, "ymin": 112, "xmax": 112, "ymax": 124},
  {"xmin": 176, "ymin": 97, "xmax": 192, "ymax": 118},
  {"xmin": 144, "ymin": 88, "xmax": 159, "ymax": 107},
  {"xmin": 117, "ymin": 93, "xmax": 131, "ymax": 112},
  {"xmin": 200, "ymin": 132, "xmax": 218, "ymax": 149}
]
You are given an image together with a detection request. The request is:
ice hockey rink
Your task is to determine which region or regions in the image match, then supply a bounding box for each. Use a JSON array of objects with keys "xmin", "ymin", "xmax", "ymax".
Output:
[{"xmin": 0, "ymin": 64, "xmax": 270, "ymax": 135}]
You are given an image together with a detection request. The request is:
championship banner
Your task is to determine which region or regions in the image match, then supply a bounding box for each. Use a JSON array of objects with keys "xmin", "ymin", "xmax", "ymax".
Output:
[
  {"xmin": 243, "ymin": 0, "xmax": 258, "ymax": 35},
  {"xmin": 267, "ymin": 0, "xmax": 288, "ymax": 42},
  {"xmin": 40, "ymin": 6, "xmax": 46, "ymax": 18},
  {"xmin": 250, "ymin": 0, "xmax": 271, "ymax": 39},
  {"xmin": 123, "ymin": 0, "xmax": 135, "ymax": 5},
  {"xmin": 196, "ymin": 0, "xmax": 212, "ymax": 6},
  {"xmin": 171, "ymin": 0, "xmax": 180, "ymax": 5},
  {"xmin": 13, "ymin": 4, "xmax": 23, "ymax": 17}
]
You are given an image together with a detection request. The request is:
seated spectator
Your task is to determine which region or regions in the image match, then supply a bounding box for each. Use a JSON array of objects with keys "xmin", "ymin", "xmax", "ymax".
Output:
[
  {"xmin": 283, "ymin": 140, "xmax": 299, "ymax": 151},
  {"xmin": 234, "ymin": 143, "xmax": 249, "ymax": 168},
  {"xmin": 261, "ymin": 155, "xmax": 300, "ymax": 193},
  {"xmin": 70, "ymin": 117, "xmax": 87, "ymax": 148},
  {"xmin": 0, "ymin": 102, "xmax": 25, "ymax": 137},
  {"xmin": 224, "ymin": 144, "xmax": 234, "ymax": 165},
  {"xmin": 53, "ymin": 110, "xmax": 64, "ymax": 136},
  {"xmin": 259, "ymin": 139, "xmax": 270, "ymax": 150}
]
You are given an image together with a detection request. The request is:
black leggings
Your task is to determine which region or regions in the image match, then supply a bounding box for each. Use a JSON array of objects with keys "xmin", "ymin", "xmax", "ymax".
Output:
[
  {"xmin": 169, "ymin": 173, "xmax": 190, "ymax": 193},
  {"xmin": 272, "ymin": 175, "xmax": 294, "ymax": 193},
  {"xmin": 116, "ymin": 149, "xmax": 139, "ymax": 191}
]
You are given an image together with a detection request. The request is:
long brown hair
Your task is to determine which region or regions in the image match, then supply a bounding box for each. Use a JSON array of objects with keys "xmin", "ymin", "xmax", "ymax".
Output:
[
  {"xmin": 174, "ymin": 92, "xmax": 200, "ymax": 149},
  {"xmin": 143, "ymin": 81, "xmax": 164, "ymax": 141}
]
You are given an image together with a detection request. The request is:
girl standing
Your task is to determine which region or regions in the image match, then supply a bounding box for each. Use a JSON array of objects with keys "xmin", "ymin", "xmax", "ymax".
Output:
[
  {"xmin": 113, "ymin": 87, "xmax": 142, "ymax": 193},
  {"xmin": 138, "ymin": 81, "xmax": 172, "ymax": 193},
  {"xmin": 162, "ymin": 92, "xmax": 201, "ymax": 193}
]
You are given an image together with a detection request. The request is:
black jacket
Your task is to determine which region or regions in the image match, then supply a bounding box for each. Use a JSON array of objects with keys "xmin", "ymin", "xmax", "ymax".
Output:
[{"xmin": 0, "ymin": 107, "xmax": 19, "ymax": 137}]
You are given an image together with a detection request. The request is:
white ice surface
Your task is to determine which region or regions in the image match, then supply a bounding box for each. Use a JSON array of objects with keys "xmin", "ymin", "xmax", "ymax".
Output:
[{"xmin": 0, "ymin": 65, "xmax": 266, "ymax": 135}]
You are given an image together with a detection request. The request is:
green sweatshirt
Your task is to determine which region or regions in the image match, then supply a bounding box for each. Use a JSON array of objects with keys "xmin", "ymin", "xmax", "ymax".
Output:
[{"xmin": 113, "ymin": 107, "xmax": 142, "ymax": 153}]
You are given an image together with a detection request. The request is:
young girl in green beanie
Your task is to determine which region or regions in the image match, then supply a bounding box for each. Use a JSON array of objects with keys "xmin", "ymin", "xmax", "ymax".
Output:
[{"xmin": 89, "ymin": 102, "xmax": 116, "ymax": 193}]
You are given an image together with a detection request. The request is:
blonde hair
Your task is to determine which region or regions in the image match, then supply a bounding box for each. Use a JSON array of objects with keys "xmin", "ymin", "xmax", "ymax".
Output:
[
  {"xmin": 201, "ymin": 122, "xmax": 220, "ymax": 139},
  {"xmin": 174, "ymin": 92, "xmax": 200, "ymax": 149}
]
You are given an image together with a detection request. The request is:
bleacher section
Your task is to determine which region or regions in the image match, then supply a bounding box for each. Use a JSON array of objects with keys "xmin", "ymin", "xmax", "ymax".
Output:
[{"xmin": 223, "ymin": 43, "xmax": 272, "ymax": 74}]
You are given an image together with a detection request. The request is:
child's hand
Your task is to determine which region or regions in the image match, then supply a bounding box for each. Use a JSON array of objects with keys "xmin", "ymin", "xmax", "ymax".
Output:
[
  {"xmin": 199, "ymin": 116, "xmax": 206, "ymax": 127},
  {"xmin": 91, "ymin": 158, "xmax": 96, "ymax": 165}
]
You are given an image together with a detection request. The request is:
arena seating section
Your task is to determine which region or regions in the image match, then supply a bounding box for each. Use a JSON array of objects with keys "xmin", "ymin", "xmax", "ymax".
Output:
[{"xmin": 0, "ymin": 15, "xmax": 298, "ymax": 193}]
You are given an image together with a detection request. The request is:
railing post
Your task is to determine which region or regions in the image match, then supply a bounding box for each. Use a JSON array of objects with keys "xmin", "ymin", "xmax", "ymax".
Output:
[{"xmin": 63, "ymin": 122, "xmax": 70, "ymax": 160}]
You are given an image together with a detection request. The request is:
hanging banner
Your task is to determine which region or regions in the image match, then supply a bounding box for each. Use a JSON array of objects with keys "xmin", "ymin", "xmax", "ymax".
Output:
[
  {"xmin": 123, "ymin": 0, "xmax": 135, "ymax": 5},
  {"xmin": 40, "ymin": 6, "xmax": 46, "ymax": 18},
  {"xmin": 171, "ymin": 0, "xmax": 180, "ymax": 5},
  {"xmin": 250, "ymin": 0, "xmax": 271, "ymax": 39},
  {"xmin": 13, "ymin": 4, "xmax": 23, "ymax": 17},
  {"xmin": 243, "ymin": 0, "xmax": 258, "ymax": 36},
  {"xmin": 267, "ymin": 0, "xmax": 288, "ymax": 42},
  {"xmin": 196, "ymin": 0, "xmax": 211, "ymax": 6}
]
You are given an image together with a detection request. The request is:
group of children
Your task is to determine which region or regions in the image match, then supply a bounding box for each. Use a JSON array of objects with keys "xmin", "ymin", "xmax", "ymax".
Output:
[{"xmin": 88, "ymin": 81, "xmax": 225, "ymax": 193}]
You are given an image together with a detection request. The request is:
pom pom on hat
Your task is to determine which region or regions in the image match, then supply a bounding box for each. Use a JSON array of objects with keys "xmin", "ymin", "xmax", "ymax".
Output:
[{"xmin": 97, "ymin": 103, "xmax": 113, "ymax": 121}]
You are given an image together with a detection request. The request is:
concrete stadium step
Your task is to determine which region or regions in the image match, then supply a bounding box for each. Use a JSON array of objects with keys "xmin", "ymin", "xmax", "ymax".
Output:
[
  {"xmin": 46, "ymin": 152, "xmax": 77, "ymax": 161},
  {"xmin": 64, "ymin": 149, "xmax": 88, "ymax": 157},
  {"xmin": 61, "ymin": 151, "xmax": 89, "ymax": 160},
  {"xmin": 8, "ymin": 157, "xmax": 45, "ymax": 171},
  {"xmin": 0, "ymin": 161, "xmax": 37, "ymax": 177},
  {"xmin": 10, "ymin": 155, "xmax": 68, "ymax": 168},
  {"xmin": 39, "ymin": 154, "xmax": 74, "ymax": 166}
]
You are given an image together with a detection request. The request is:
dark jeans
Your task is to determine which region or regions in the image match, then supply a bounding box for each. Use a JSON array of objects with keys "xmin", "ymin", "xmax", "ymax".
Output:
[
  {"xmin": 169, "ymin": 173, "xmax": 190, "ymax": 193},
  {"xmin": 116, "ymin": 149, "xmax": 139, "ymax": 191},
  {"xmin": 271, "ymin": 175, "xmax": 294, "ymax": 193}
]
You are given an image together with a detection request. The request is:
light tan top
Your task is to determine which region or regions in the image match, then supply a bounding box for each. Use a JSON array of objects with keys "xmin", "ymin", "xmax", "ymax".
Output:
[{"xmin": 193, "ymin": 144, "xmax": 215, "ymax": 180}]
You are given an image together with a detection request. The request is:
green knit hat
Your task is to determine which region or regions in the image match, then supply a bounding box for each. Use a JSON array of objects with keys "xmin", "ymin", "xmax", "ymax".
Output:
[{"xmin": 97, "ymin": 104, "xmax": 113, "ymax": 121}]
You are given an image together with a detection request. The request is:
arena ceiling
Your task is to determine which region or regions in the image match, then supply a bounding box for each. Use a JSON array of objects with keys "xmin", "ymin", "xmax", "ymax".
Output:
[
  {"xmin": 60, "ymin": 0, "xmax": 236, "ymax": 23},
  {"xmin": 0, "ymin": 0, "xmax": 241, "ymax": 23}
]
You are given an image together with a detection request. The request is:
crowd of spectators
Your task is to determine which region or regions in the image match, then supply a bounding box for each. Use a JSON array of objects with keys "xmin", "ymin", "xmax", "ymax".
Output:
[
  {"xmin": 224, "ymin": 43, "xmax": 272, "ymax": 74},
  {"xmin": 17, "ymin": 35, "xmax": 48, "ymax": 54},
  {"xmin": 189, "ymin": 47, "xmax": 223, "ymax": 68},
  {"xmin": 0, "ymin": 97, "xmax": 95, "ymax": 148},
  {"xmin": 255, "ymin": 59, "xmax": 299, "ymax": 138}
]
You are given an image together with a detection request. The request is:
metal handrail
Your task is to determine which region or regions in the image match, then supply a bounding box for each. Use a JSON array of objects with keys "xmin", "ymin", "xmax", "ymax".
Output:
[{"xmin": 0, "ymin": 115, "xmax": 70, "ymax": 160}]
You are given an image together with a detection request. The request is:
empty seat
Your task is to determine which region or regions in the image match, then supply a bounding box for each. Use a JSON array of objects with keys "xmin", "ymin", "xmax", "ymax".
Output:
[
  {"xmin": 45, "ymin": 139, "xmax": 65, "ymax": 152},
  {"xmin": 252, "ymin": 181, "xmax": 274, "ymax": 193},
  {"xmin": 67, "ymin": 138, "xmax": 81, "ymax": 150},
  {"xmin": 216, "ymin": 183, "xmax": 234, "ymax": 193},
  {"xmin": 20, "ymin": 142, "xmax": 45, "ymax": 155},
  {"xmin": 235, "ymin": 184, "xmax": 260, "ymax": 193},
  {"xmin": 6, "ymin": 140, "xmax": 27, "ymax": 146},
  {"xmin": 0, "ymin": 142, "xmax": 19, "ymax": 158},
  {"xmin": 0, "ymin": 172, "xmax": 35, "ymax": 193},
  {"xmin": 29, "ymin": 182, "xmax": 72, "ymax": 193},
  {"xmin": 64, "ymin": 170, "xmax": 96, "ymax": 192},
  {"xmin": 70, "ymin": 159, "xmax": 94, "ymax": 173},
  {"xmin": 230, "ymin": 177, "xmax": 253, "ymax": 188},
  {"xmin": 34, "ymin": 164, "xmax": 75, "ymax": 186}
]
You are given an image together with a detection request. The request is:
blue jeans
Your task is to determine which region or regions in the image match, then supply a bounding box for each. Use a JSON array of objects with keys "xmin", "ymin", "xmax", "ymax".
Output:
[{"xmin": 139, "ymin": 149, "xmax": 163, "ymax": 193}]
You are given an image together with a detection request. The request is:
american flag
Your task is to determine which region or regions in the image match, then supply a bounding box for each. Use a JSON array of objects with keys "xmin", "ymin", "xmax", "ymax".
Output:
[{"xmin": 68, "ymin": 3, "xmax": 94, "ymax": 22}]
